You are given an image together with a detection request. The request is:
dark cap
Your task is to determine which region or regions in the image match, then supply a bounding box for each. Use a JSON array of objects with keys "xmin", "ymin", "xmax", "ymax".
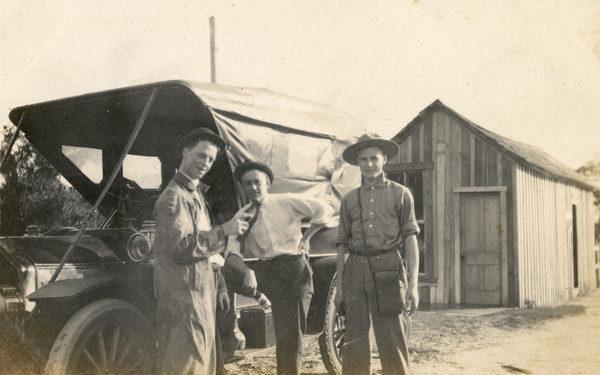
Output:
[
  {"xmin": 342, "ymin": 132, "xmax": 399, "ymax": 165},
  {"xmin": 176, "ymin": 128, "xmax": 226, "ymax": 153},
  {"xmin": 234, "ymin": 161, "xmax": 274, "ymax": 183}
]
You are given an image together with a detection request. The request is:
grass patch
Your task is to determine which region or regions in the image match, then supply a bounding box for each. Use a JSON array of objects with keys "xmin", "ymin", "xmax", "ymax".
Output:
[
  {"xmin": 487, "ymin": 305, "xmax": 587, "ymax": 331},
  {"xmin": 409, "ymin": 304, "xmax": 587, "ymax": 363}
]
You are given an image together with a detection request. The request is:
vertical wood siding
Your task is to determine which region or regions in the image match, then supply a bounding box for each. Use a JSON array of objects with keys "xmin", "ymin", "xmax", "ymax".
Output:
[{"xmin": 391, "ymin": 107, "xmax": 596, "ymax": 307}]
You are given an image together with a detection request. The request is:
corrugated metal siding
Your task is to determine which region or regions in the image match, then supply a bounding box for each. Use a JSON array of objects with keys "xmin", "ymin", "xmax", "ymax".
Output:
[{"xmin": 515, "ymin": 165, "xmax": 596, "ymax": 307}]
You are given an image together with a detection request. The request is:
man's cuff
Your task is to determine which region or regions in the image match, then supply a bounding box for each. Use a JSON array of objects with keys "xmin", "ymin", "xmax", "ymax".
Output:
[
  {"xmin": 216, "ymin": 225, "xmax": 225, "ymax": 242},
  {"xmin": 401, "ymin": 230, "xmax": 419, "ymax": 241},
  {"xmin": 225, "ymin": 250, "xmax": 244, "ymax": 261},
  {"xmin": 335, "ymin": 239, "xmax": 349, "ymax": 247},
  {"xmin": 311, "ymin": 215, "xmax": 339, "ymax": 228}
]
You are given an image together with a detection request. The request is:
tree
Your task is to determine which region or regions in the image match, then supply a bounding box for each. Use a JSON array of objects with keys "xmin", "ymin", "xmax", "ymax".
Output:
[
  {"xmin": 0, "ymin": 126, "xmax": 23, "ymax": 235},
  {"xmin": 0, "ymin": 125, "xmax": 101, "ymax": 235},
  {"xmin": 577, "ymin": 158, "xmax": 600, "ymax": 244}
]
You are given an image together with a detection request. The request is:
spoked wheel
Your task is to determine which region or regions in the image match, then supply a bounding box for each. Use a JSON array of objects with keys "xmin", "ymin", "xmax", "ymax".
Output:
[
  {"xmin": 318, "ymin": 276, "xmax": 345, "ymax": 375},
  {"xmin": 45, "ymin": 299, "xmax": 155, "ymax": 375}
]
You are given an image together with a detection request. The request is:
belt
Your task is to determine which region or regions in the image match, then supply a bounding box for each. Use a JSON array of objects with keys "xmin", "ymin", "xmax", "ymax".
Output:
[
  {"xmin": 260, "ymin": 254, "xmax": 304, "ymax": 263},
  {"xmin": 348, "ymin": 248, "xmax": 398, "ymax": 257}
]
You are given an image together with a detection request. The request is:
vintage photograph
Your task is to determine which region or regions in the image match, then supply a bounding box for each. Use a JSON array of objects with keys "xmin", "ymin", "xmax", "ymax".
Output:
[{"xmin": 1, "ymin": 1, "xmax": 599, "ymax": 374}]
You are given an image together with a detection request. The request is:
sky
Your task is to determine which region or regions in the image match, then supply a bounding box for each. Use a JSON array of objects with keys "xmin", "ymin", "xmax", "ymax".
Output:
[{"xmin": 2, "ymin": 0, "xmax": 600, "ymax": 169}]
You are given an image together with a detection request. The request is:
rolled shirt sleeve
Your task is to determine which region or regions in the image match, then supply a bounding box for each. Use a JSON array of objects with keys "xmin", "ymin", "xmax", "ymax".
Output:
[
  {"xmin": 398, "ymin": 187, "xmax": 420, "ymax": 241},
  {"xmin": 236, "ymin": 193, "xmax": 337, "ymax": 259},
  {"xmin": 288, "ymin": 195, "xmax": 337, "ymax": 227},
  {"xmin": 336, "ymin": 194, "xmax": 352, "ymax": 247}
]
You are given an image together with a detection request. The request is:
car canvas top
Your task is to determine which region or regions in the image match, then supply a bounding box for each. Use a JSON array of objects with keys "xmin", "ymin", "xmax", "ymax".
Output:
[{"xmin": 9, "ymin": 80, "xmax": 365, "ymax": 220}]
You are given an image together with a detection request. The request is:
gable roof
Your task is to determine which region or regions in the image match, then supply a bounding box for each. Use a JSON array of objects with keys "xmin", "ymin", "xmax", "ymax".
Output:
[{"xmin": 392, "ymin": 100, "xmax": 595, "ymax": 191}]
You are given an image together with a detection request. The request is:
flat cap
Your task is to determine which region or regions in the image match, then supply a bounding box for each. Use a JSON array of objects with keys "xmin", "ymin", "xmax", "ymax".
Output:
[
  {"xmin": 176, "ymin": 128, "xmax": 226, "ymax": 152},
  {"xmin": 234, "ymin": 161, "xmax": 274, "ymax": 183}
]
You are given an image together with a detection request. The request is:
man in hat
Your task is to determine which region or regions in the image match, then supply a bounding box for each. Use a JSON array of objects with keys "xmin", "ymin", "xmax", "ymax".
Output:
[
  {"xmin": 153, "ymin": 128, "xmax": 253, "ymax": 375},
  {"xmin": 335, "ymin": 133, "xmax": 420, "ymax": 375},
  {"xmin": 224, "ymin": 161, "xmax": 335, "ymax": 375}
]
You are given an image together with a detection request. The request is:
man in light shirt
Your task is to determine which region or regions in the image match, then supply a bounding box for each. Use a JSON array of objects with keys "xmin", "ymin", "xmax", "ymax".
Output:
[{"xmin": 224, "ymin": 161, "xmax": 335, "ymax": 375}]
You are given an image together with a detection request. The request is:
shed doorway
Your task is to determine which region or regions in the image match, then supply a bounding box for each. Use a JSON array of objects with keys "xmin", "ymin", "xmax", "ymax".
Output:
[{"xmin": 459, "ymin": 192, "xmax": 503, "ymax": 306}]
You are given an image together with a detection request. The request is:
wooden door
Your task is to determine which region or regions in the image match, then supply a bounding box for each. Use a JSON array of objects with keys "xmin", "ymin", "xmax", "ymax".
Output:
[{"xmin": 460, "ymin": 193, "xmax": 502, "ymax": 306}]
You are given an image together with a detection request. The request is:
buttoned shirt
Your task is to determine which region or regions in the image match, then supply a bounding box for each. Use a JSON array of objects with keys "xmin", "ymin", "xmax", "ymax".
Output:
[
  {"xmin": 336, "ymin": 173, "xmax": 419, "ymax": 251},
  {"xmin": 229, "ymin": 193, "xmax": 336, "ymax": 260}
]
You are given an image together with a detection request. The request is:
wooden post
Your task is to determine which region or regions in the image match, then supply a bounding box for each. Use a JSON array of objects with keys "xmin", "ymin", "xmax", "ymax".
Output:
[{"xmin": 210, "ymin": 16, "xmax": 216, "ymax": 83}]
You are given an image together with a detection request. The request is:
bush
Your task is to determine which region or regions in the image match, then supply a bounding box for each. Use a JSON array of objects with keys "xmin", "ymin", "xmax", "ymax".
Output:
[{"xmin": 0, "ymin": 125, "xmax": 101, "ymax": 235}]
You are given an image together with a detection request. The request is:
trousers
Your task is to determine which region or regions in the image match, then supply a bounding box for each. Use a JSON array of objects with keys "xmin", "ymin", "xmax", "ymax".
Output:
[
  {"xmin": 255, "ymin": 255, "xmax": 313, "ymax": 375},
  {"xmin": 342, "ymin": 254, "xmax": 411, "ymax": 375}
]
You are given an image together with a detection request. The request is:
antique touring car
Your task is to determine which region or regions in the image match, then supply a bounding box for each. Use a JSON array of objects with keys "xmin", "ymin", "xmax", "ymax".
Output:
[{"xmin": 0, "ymin": 80, "xmax": 364, "ymax": 374}]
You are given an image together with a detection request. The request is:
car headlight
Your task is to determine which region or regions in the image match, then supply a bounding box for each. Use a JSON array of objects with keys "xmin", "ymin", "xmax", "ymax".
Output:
[
  {"xmin": 0, "ymin": 286, "xmax": 23, "ymax": 314},
  {"xmin": 127, "ymin": 233, "xmax": 152, "ymax": 263}
]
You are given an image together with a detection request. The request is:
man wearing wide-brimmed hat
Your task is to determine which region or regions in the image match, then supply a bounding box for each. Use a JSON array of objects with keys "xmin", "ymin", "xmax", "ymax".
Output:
[
  {"xmin": 153, "ymin": 128, "xmax": 253, "ymax": 375},
  {"xmin": 335, "ymin": 133, "xmax": 420, "ymax": 375}
]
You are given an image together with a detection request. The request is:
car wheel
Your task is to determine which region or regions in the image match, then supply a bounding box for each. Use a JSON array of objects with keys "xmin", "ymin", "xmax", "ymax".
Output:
[
  {"xmin": 45, "ymin": 299, "xmax": 155, "ymax": 375},
  {"xmin": 318, "ymin": 276, "xmax": 344, "ymax": 375}
]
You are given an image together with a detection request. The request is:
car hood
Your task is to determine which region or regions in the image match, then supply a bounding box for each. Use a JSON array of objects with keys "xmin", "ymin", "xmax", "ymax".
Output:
[{"xmin": 0, "ymin": 228, "xmax": 136, "ymax": 264}]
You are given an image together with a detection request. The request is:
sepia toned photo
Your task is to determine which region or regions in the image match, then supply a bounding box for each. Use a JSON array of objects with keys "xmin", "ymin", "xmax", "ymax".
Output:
[{"xmin": 1, "ymin": 2, "xmax": 599, "ymax": 374}]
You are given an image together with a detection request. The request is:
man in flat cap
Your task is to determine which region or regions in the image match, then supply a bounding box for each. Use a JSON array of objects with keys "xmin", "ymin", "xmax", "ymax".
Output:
[
  {"xmin": 335, "ymin": 133, "xmax": 420, "ymax": 375},
  {"xmin": 153, "ymin": 128, "xmax": 253, "ymax": 375},
  {"xmin": 224, "ymin": 161, "xmax": 335, "ymax": 375}
]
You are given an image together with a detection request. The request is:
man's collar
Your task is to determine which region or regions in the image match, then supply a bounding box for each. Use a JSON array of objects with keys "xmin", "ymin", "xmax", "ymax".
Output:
[
  {"xmin": 179, "ymin": 171, "xmax": 199, "ymax": 187},
  {"xmin": 173, "ymin": 171, "xmax": 209, "ymax": 193},
  {"xmin": 360, "ymin": 172, "xmax": 388, "ymax": 188},
  {"xmin": 256, "ymin": 194, "xmax": 271, "ymax": 205}
]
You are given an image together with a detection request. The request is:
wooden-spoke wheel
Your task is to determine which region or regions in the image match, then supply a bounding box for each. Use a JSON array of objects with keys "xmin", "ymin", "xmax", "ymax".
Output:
[
  {"xmin": 45, "ymin": 299, "xmax": 155, "ymax": 375},
  {"xmin": 318, "ymin": 277, "xmax": 345, "ymax": 375}
]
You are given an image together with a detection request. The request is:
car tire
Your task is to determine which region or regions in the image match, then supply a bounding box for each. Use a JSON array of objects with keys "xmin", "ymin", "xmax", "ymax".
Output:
[
  {"xmin": 44, "ymin": 299, "xmax": 155, "ymax": 375},
  {"xmin": 318, "ymin": 276, "xmax": 344, "ymax": 375}
]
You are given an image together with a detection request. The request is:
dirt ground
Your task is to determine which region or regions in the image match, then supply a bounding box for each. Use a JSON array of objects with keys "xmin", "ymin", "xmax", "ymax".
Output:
[
  {"xmin": 2, "ymin": 289, "xmax": 599, "ymax": 374},
  {"xmin": 227, "ymin": 288, "xmax": 600, "ymax": 375}
]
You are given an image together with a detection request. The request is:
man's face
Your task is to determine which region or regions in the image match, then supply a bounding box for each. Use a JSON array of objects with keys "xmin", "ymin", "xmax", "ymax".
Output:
[
  {"xmin": 240, "ymin": 169, "xmax": 270, "ymax": 203},
  {"xmin": 357, "ymin": 146, "xmax": 387, "ymax": 180},
  {"xmin": 179, "ymin": 140, "xmax": 219, "ymax": 180}
]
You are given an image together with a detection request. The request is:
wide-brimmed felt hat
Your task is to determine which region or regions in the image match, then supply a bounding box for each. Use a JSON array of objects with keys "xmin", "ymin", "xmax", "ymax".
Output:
[
  {"xmin": 342, "ymin": 132, "xmax": 399, "ymax": 165},
  {"xmin": 176, "ymin": 128, "xmax": 226, "ymax": 153},
  {"xmin": 234, "ymin": 161, "xmax": 274, "ymax": 183}
]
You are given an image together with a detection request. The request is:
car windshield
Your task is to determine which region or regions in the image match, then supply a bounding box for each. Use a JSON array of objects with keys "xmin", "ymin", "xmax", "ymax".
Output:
[{"xmin": 62, "ymin": 145, "xmax": 161, "ymax": 189}]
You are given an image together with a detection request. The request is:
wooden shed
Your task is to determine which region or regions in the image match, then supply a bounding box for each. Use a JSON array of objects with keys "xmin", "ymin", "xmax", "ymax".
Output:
[{"xmin": 387, "ymin": 100, "xmax": 597, "ymax": 308}]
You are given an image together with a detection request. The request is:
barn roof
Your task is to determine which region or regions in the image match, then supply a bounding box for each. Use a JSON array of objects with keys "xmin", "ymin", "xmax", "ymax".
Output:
[{"xmin": 392, "ymin": 100, "xmax": 595, "ymax": 191}]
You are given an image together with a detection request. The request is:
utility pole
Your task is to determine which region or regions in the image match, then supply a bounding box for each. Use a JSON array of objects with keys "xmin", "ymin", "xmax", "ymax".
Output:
[{"xmin": 209, "ymin": 16, "xmax": 216, "ymax": 83}]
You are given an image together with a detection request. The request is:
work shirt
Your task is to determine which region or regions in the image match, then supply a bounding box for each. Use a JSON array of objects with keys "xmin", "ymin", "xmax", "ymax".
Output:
[
  {"xmin": 153, "ymin": 171, "xmax": 226, "ymax": 375},
  {"xmin": 154, "ymin": 172, "xmax": 225, "ymax": 263},
  {"xmin": 336, "ymin": 173, "xmax": 419, "ymax": 251},
  {"xmin": 230, "ymin": 193, "xmax": 335, "ymax": 260}
]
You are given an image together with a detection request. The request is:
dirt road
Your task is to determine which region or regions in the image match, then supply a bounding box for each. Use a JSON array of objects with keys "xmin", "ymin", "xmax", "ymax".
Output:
[
  {"xmin": 411, "ymin": 289, "xmax": 600, "ymax": 375},
  {"xmin": 226, "ymin": 288, "xmax": 600, "ymax": 375},
  {"xmin": 2, "ymin": 289, "xmax": 599, "ymax": 374}
]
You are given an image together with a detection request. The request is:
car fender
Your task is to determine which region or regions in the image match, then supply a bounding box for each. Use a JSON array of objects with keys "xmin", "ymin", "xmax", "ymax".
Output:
[
  {"xmin": 28, "ymin": 278, "xmax": 155, "ymax": 319},
  {"xmin": 307, "ymin": 255, "xmax": 337, "ymax": 334}
]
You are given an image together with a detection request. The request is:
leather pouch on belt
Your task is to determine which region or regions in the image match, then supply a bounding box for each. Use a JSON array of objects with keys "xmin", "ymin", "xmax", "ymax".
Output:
[{"xmin": 368, "ymin": 251, "xmax": 405, "ymax": 315}]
